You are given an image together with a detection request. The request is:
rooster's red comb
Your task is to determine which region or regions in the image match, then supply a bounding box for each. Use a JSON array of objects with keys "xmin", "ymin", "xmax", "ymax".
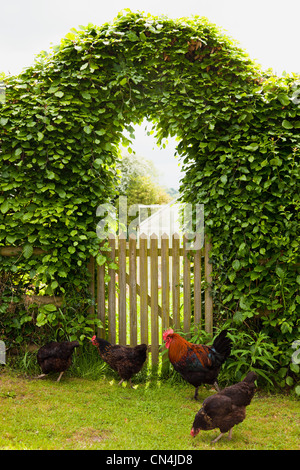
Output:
[{"xmin": 163, "ymin": 328, "xmax": 174, "ymax": 340}]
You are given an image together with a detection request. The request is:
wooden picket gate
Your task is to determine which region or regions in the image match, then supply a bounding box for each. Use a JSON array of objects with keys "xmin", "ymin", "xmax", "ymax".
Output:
[{"xmin": 88, "ymin": 233, "xmax": 213, "ymax": 365}]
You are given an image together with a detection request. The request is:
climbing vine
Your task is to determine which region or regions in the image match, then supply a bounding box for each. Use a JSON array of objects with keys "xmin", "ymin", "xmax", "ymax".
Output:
[{"xmin": 0, "ymin": 11, "xmax": 299, "ymax": 387}]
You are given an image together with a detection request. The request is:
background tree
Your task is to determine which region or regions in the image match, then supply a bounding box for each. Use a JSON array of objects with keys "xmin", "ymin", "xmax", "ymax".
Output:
[{"xmin": 116, "ymin": 152, "xmax": 172, "ymax": 207}]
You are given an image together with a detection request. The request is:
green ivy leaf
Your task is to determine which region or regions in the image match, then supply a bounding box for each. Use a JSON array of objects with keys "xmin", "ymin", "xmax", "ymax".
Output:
[
  {"xmin": 83, "ymin": 125, "xmax": 92, "ymax": 134},
  {"xmin": 282, "ymin": 119, "xmax": 293, "ymax": 129},
  {"xmin": 23, "ymin": 243, "xmax": 33, "ymax": 259},
  {"xmin": 81, "ymin": 91, "xmax": 91, "ymax": 100},
  {"xmin": 232, "ymin": 259, "xmax": 241, "ymax": 271},
  {"xmin": 277, "ymin": 93, "xmax": 290, "ymax": 106},
  {"xmin": 0, "ymin": 200, "xmax": 9, "ymax": 214},
  {"xmin": 244, "ymin": 143, "xmax": 259, "ymax": 151},
  {"xmin": 96, "ymin": 253, "xmax": 106, "ymax": 266}
]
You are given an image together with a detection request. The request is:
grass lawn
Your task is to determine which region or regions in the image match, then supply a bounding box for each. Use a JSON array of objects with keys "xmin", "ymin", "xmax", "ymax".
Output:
[{"xmin": 0, "ymin": 368, "xmax": 299, "ymax": 450}]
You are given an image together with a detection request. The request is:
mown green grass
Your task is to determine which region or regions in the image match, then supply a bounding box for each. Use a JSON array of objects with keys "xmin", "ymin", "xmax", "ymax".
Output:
[{"xmin": 0, "ymin": 368, "xmax": 299, "ymax": 450}]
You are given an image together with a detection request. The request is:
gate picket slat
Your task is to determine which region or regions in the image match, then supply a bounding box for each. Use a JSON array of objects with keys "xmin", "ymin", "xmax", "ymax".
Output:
[
  {"xmin": 161, "ymin": 234, "xmax": 170, "ymax": 333},
  {"xmin": 108, "ymin": 236, "xmax": 116, "ymax": 343},
  {"xmin": 161, "ymin": 234, "xmax": 170, "ymax": 369},
  {"xmin": 172, "ymin": 233, "xmax": 180, "ymax": 330},
  {"xmin": 139, "ymin": 234, "xmax": 148, "ymax": 345},
  {"xmin": 193, "ymin": 234, "xmax": 202, "ymax": 329},
  {"xmin": 129, "ymin": 234, "xmax": 137, "ymax": 346},
  {"xmin": 118, "ymin": 236, "xmax": 127, "ymax": 345},
  {"xmin": 183, "ymin": 234, "xmax": 191, "ymax": 334},
  {"xmin": 150, "ymin": 234, "xmax": 159, "ymax": 365},
  {"xmin": 97, "ymin": 262, "xmax": 106, "ymax": 338}
]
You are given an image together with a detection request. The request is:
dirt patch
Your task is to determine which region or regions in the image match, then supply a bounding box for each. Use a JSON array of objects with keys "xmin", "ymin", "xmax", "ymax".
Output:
[{"xmin": 67, "ymin": 427, "xmax": 111, "ymax": 448}]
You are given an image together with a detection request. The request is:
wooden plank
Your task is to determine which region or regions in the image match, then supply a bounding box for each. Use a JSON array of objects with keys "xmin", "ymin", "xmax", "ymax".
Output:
[
  {"xmin": 108, "ymin": 236, "xmax": 116, "ymax": 343},
  {"xmin": 193, "ymin": 234, "xmax": 202, "ymax": 330},
  {"xmin": 172, "ymin": 233, "xmax": 180, "ymax": 330},
  {"xmin": 0, "ymin": 246, "xmax": 47, "ymax": 256},
  {"xmin": 183, "ymin": 234, "xmax": 191, "ymax": 334},
  {"xmin": 161, "ymin": 234, "xmax": 170, "ymax": 332},
  {"xmin": 22, "ymin": 295, "xmax": 63, "ymax": 307},
  {"xmin": 139, "ymin": 234, "xmax": 148, "ymax": 345},
  {"xmin": 129, "ymin": 234, "xmax": 137, "ymax": 346},
  {"xmin": 161, "ymin": 234, "xmax": 170, "ymax": 370},
  {"xmin": 118, "ymin": 236, "xmax": 127, "ymax": 345},
  {"xmin": 115, "ymin": 247, "xmax": 184, "ymax": 257},
  {"xmin": 97, "ymin": 262, "xmax": 106, "ymax": 338},
  {"xmin": 204, "ymin": 238, "xmax": 213, "ymax": 334},
  {"xmin": 150, "ymin": 234, "xmax": 159, "ymax": 366}
]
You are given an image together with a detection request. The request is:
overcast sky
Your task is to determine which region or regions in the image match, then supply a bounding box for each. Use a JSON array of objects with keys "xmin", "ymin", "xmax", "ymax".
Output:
[{"xmin": 1, "ymin": 0, "xmax": 299, "ymax": 188}]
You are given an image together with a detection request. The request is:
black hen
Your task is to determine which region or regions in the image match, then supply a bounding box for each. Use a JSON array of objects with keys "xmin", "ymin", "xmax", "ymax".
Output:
[
  {"xmin": 36, "ymin": 340, "xmax": 79, "ymax": 382},
  {"xmin": 91, "ymin": 336, "xmax": 147, "ymax": 387},
  {"xmin": 191, "ymin": 371, "xmax": 257, "ymax": 443}
]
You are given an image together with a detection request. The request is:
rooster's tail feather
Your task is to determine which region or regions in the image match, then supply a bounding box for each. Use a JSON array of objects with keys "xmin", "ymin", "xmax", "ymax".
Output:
[{"xmin": 212, "ymin": 330, "xmax": 232, "ymax": 359}]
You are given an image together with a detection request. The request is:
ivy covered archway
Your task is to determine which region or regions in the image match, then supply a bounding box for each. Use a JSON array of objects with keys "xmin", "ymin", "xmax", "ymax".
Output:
[{"xmin": 1, "ymin": 11, "xmax": 299, "ymax": 366}]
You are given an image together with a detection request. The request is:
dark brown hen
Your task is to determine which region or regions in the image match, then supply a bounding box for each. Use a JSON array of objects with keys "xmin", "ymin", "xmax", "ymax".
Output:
[
  {"xmin": 191, "ymin": 371, "xmax": 257, "ymax": 443},
  {"xmin": 91, "ymin": 336, "xmax": 147, "ymax": 387},
  {"xmin": 36, "ymin": 340, "xmax": 79, "ymax": 382}
]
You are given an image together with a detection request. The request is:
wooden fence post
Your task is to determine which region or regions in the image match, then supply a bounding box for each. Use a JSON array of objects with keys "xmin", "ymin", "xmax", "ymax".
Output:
[
  {"xmin": 96, "ymin": 250, "xmax": 106, "ymax": 338},
  {"xmin": 204, "ymin": 238, "xmax": 213, "ymax": 335},
  {"xmin": 87, "ymin": 256, "xmax": 95, "ymax": 316}
]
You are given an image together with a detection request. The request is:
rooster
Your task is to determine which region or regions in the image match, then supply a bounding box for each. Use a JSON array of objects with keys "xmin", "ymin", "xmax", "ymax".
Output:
[
  {"xmin": 163, "ymin": 328, "xmax": 232, "ymax": 399},
  {"xmin": 190, "ymin": 371, "xmax": 257, "ymax": 443},
  {"xmin": 36, "ymin": 340, "xmax": 79, "ymax": 382},
  {"xmin": 91, "ymin": 336, "xmax": 147, "ymax": 388}
]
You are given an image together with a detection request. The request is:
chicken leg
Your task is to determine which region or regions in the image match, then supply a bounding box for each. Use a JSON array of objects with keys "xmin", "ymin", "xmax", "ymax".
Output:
[
  {"xmin": 35, "ymin": 373, "xmax": 47, "ymax": 380},
  {"xmin": 56, "ymin": 371, "xmax": 64, "ymax": 382},
  {"xmin": 211, "ymin": 428, "xmax": 233, "ymax": 444},
  {"xmin": 118, "ymin": 378, "xmax": 134, "ymax": 388},
  {"xmin": 211, "ymin": 432, "xmax": 225, "ymax": 444},
  {"xmin": 213, "ymin": 381, "xmax": 221, "ymax": 392}
]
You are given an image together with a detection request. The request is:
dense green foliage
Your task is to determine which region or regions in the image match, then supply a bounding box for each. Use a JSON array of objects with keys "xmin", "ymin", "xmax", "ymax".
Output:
[{"xmin": 0, "ymin": 11, "xmax": 299, "ymax": 389}]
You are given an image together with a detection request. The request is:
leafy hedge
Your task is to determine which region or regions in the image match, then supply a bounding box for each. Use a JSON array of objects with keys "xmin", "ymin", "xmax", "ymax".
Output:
[{"xmin": 0, "ymin": 11, "xmax": 299, "ymax": 389}]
